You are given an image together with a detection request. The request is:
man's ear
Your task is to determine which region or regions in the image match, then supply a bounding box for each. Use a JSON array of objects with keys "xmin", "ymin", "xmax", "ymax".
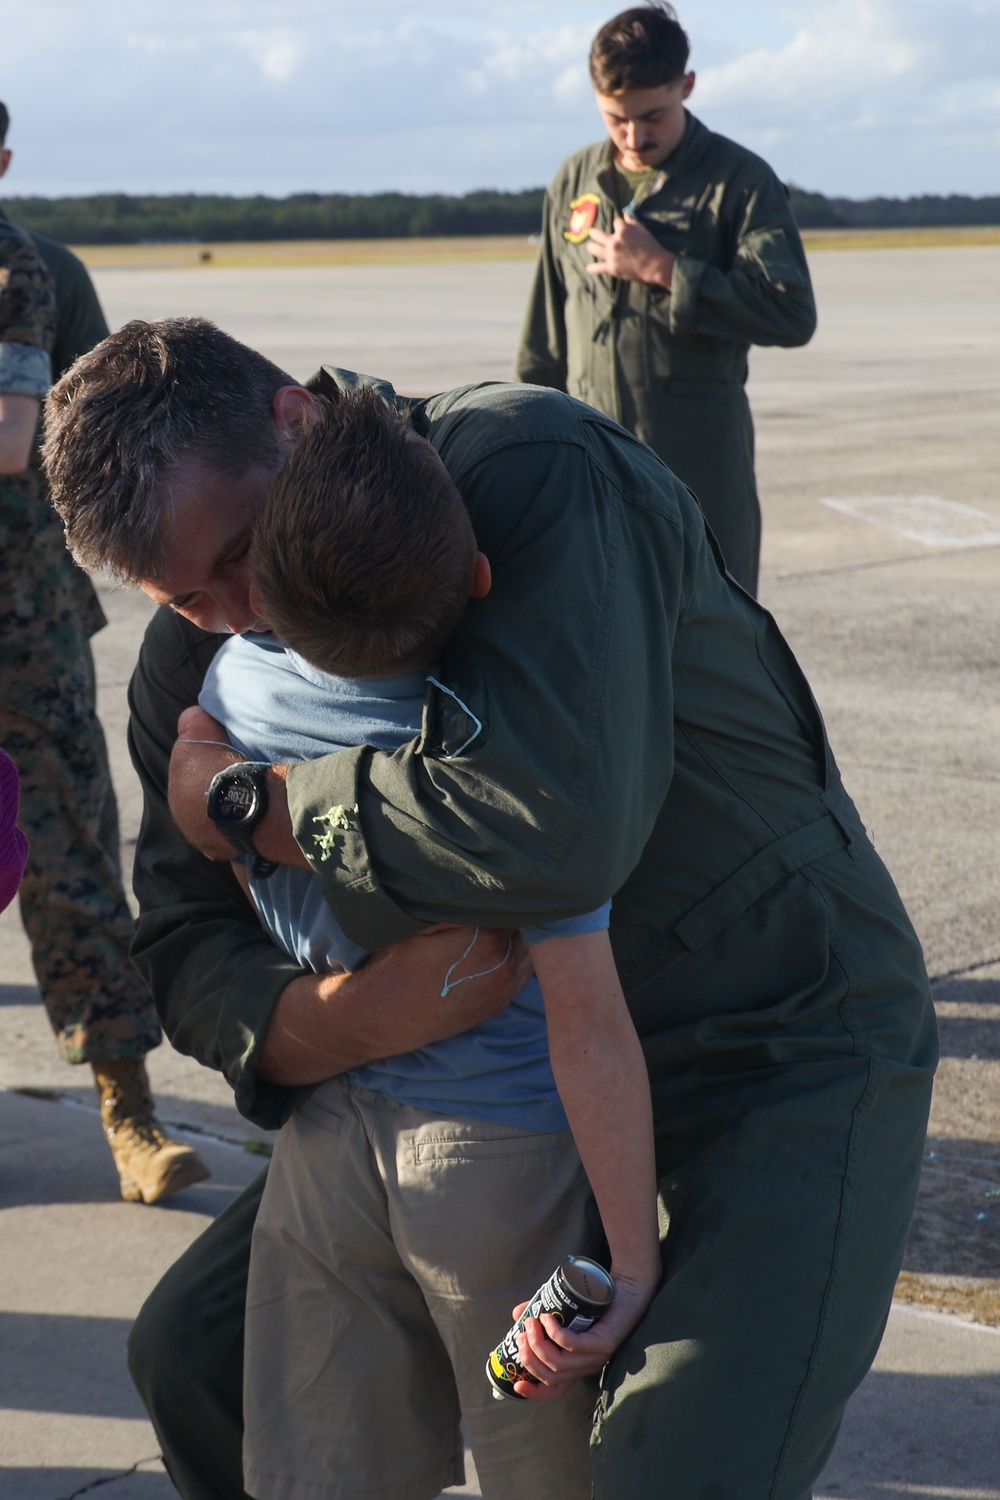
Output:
[
  {"xmin": 681, "ymin": 70, "xmax": 695, "ymax": 101},
  {"xmin": 469, "ymin": 551, "xmax": 492, "ymax": 599},
  {"xmin": 272, "ymin": 385, "xmax": 319, "ymax": 444},
  {"xmin": 0, "ymin": 148, "xmax": 11, "ymax": 181}
]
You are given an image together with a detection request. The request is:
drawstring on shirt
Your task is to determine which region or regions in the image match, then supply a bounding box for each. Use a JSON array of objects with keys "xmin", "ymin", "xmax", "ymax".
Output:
[{"xmin": 440, "ymin": 927, "xmax": 514, "ymax": 998}]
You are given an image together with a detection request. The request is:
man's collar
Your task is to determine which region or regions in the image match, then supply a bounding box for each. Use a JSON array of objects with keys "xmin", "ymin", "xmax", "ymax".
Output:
[
  {"xmin": 661, "ymin": 110, "xmax": 708, "ymax": 176},
  {"xmin": 306, "ymin": 365, "xmax": 402, "ymax": 410}
]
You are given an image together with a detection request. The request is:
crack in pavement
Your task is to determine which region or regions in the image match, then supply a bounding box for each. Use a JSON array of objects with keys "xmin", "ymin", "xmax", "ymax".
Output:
[
  {"xmin": 62, "ymin": 1455, "xmax": 163, "ymax": 1499},
  {"xmin": 837, "ymin": 762, "xmax": 1000, "ymax": 786},
  {"xmin": 932, "ymin": 955, "xmax": 1000, "ymax": 983},
  {"xmin": 766, "ymin": 541, "xmax": 1000, "ymax": 584}
]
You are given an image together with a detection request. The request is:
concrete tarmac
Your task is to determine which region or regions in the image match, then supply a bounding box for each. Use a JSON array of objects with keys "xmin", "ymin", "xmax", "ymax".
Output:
[{"xmin": 1, "ymin": 244, "xmax": 998, "ymax": 1495}]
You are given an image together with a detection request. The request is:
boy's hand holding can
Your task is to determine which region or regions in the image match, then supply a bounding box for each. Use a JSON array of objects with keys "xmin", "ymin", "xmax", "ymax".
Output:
[
  {"xmin": 487, "ymin": 1257, "xmax": 615, "ymax": 1401},
  {"xmin": 498, "ymin": 1258, "xmax": 661, "ymax": 1403}
]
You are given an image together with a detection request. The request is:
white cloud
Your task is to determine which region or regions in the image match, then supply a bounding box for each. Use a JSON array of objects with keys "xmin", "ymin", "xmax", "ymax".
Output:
[
  {"xmin": 461, "ymin": 23, "xmax": 596, "ymax": 113},
  {"xmin": 688, "ymin": 0, "xmax": 1000, "ymax": 192},
  {"xmin": 696, "ymin": 1, "xmax": 922, "ymax": 114},
  {"xmin": 1, "ymin": 0, "xmax": 999, "ymax": 198},
  {"xmin": 552, "ymin": 65, "xmax": 590, "ymax": 107},
  {"xmin": 237, "ymin": 31, "xmax": 303, "ymax": 84}
]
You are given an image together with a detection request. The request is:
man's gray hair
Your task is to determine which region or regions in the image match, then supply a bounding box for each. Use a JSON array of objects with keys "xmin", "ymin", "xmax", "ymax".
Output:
[{"xmin": 43, "ymin": 317, "xmax": 293, "ymax": 583}]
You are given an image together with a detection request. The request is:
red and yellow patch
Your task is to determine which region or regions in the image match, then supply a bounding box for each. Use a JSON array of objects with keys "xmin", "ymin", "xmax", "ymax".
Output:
[{"xmin": 564, "ymin": 194, "xmax": 600, "ymax": 243}]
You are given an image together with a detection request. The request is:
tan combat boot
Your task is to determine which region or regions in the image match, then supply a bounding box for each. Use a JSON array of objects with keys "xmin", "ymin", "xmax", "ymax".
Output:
[{"xmin": 92, "ymin": 1058, "xmax": 210, "ymax": 1204}]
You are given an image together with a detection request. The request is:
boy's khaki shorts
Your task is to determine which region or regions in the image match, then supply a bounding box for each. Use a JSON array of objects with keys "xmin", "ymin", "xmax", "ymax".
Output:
[{"xmin": 243, "ymin": 1079, "xmax": 604, "ymax": 1500}]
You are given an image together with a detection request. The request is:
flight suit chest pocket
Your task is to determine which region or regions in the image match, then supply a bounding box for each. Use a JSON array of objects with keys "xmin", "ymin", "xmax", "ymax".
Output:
[{"xmin": 637, "ymin": 205, "xmax": 694, "ymax": 257}]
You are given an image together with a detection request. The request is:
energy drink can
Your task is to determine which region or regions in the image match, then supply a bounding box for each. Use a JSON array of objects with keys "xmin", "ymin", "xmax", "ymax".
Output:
[{"xmin": 486, "ymin": 1255, "xmax": 615, "ymax": 1401}]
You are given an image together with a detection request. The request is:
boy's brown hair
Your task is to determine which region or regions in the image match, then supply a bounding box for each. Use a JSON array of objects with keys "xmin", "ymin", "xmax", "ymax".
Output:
[
  {"xmin": 589, "ymin": 4, "xmax": 690, "ymax": 95},
  {"xmin": 250, "ymin": 388, "xmax": 477, "ymax": 678}
]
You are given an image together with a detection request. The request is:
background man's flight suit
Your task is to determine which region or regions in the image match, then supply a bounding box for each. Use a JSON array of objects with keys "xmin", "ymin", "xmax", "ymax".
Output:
[
  {"xmin": 126, "ymin": 378, "xmax": 935, "ymax": 1500},
  {"xmin": 0, "ymin": 210, "xmax": 160, "ymax": 1062},
  {"xmin": 516, "ymin": 113, "xmax": 817, "ymax": 595}
]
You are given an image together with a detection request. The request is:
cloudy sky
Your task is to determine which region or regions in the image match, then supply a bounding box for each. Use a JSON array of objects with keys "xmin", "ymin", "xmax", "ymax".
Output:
[{"xmin": 3, "ymin": 0, "xmax": 999, "ymax": 201}]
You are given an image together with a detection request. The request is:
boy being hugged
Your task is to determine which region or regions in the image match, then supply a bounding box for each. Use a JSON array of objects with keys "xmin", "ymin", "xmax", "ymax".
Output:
[{"xmin": 199, "ymin": 389, "xmax": 659, "ymax": 1500}]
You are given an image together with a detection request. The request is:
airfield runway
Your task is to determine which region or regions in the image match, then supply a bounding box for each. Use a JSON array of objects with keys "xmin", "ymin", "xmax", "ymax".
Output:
[{"xmin": 1, "ymin": 243, "xmax": 998, "ymax": 1495}]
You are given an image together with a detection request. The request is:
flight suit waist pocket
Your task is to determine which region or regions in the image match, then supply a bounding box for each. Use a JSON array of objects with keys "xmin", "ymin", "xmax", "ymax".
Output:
[{"xmin": 673, "ymin": 812, "xmax": 850, "ymax": 953}]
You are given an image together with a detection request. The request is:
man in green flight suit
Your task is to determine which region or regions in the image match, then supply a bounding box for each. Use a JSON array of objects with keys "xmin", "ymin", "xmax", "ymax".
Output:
[
  {"xmin": 45, "ymin": 316, "xmax": 935, "ymax": 1500},
  {"xmin": 515, "ymin": 3, "xmax": 817, "ymax": 596},
  {"xmin": 0, "ymin": 103, "xmax": 207, "ymax": 1203}
]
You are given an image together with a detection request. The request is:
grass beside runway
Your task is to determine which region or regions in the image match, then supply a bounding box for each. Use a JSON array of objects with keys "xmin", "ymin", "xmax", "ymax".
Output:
[
  {"xmin": 70, "ymin": 224, "xmax": 1000, "ymax": 271},
  {"xmin": 71, "ymin": 236, "xmax": 541, "ymax": 270},
  {"xmin": 803, "ymin": 225, "xmax": 1000, "ymax": 252}
]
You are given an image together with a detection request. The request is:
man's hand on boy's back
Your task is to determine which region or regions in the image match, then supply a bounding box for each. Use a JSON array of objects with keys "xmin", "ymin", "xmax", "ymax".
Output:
[{"xmin": 259, "ymin": 924, "xmax": 533, "ymax": 1086}]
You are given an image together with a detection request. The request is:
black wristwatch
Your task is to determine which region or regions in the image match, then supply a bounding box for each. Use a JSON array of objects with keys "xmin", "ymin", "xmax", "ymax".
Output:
[{"xmin": 205, "ymin": 762, "xmax": 278, "ymax": 878}]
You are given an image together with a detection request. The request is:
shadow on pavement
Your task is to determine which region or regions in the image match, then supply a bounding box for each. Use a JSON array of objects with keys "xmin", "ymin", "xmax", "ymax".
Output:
[
  {"xmin": 933, "ymin": 975, "xmax": 1000, "ymax": 1065},
  {"xmin": 905, "ymin": 1135, "xmax": 1000, "ymax": 1280},
  {"xmin": 0, "ymin": 1084, "xmax": 264, "ymax": 1213},
  {"xmin": 0, "ymin": 983, "xmax": 43, "ymax": 1007},
  {"xmin": 0, "ymin": 1140, "xmax": 257, "ymax": 1212},
  {"xmin": 819, "ymin": 1365, "xmax": 1000, "ymax": 1498},
  {"xmin": 934, "ymin": 1014, "xmax": 1000, "ymax": 1059},
  {"xmin": 932, "ymin": 976, "xmax": 1000, "ymax": 1007},
  {"xmin": 896, "ymin": 975, "xmax": 1000, "ymax": 1298}
]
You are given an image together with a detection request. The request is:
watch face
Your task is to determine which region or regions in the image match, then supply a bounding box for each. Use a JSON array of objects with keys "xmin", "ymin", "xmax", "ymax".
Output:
[{"xmin": 215, "ymin": 771, "xmax": 259, "ymax": 825}]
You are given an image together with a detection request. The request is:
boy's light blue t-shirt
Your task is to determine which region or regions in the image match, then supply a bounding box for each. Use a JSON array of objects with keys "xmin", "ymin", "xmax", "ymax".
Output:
[{"xmin": 199, "ymin": 633, "xmax": 610, "ymax": 1132}]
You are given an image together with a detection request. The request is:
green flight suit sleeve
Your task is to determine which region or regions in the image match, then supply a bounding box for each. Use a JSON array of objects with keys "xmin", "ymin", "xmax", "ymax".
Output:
[
  {"xmin": 514, "ymin": 189, "xmax": 569, "ymax": 388},
  {"xmin": 670, "ymin": 173, "xmax": 817, "ymax": 348},
  {"xmin": 127, "ymin": 607, "xmax": 306, "ymax": 1129},
  {"xmin": 285, "ymin": 407, "xmax": 685, "ymax": 954}
]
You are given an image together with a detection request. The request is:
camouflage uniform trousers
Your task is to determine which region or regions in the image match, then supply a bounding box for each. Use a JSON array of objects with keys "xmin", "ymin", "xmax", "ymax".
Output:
[{"xmin": 0, "ymin": 470, "xmax": 161, "ymax": 1064}]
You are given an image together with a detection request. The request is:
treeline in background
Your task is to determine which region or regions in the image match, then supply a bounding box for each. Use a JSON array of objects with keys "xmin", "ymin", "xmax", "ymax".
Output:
[{"xmin": 5, "ymin": 186, "xmax": 1000, "ymax": 244}]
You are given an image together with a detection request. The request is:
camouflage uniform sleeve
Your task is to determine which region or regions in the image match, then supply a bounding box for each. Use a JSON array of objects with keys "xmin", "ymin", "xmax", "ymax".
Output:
[
  {"xmin": 29, "ymin": 234, "xmax": 110, "ymax": 379},
  {"xmin": 0, "ymin": 229, "xmax": 57, "ymax": 396},
  {"xmin": 669, "ymin": 166, "xmax": 817, "ymax": 349}
]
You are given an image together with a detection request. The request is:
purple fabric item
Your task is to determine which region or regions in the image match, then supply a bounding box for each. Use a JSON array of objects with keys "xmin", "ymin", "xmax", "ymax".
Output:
[{"xmin": 0, "ymin": 748, "xmax": 30, "ymax": 913}]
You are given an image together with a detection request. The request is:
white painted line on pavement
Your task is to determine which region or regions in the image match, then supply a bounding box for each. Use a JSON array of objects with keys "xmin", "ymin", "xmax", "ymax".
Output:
[
  {"xmin": 890, "ymin": 1302, "xmax": 1000, "ymax": 1337},
  {"xmin": 854, "ymin": 1487, "xmax": 1000, "ymax": 1498},
  {"xmin": 2, "ymin": 1085, "xmax": 273, "ymax": 1156},
  {"xmin": 893, "ymin": 1302, "xmax": 1000, "ymax": 1338},
  {"xmin": 819, "ymin": 495, "xmax": 1000, "ymax": 548}
]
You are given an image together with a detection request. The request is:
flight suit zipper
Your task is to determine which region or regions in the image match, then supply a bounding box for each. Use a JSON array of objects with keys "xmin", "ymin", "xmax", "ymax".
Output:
[{"xmin": 592, "ymin": 161, "xmax": 669, "ymax": 426}]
